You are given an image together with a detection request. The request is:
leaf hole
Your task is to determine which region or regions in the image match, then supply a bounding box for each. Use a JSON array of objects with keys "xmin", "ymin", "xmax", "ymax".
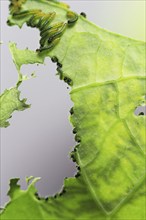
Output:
[{"xmin": 134, "ymin": 106, "xmax": 146, "ymax": 116}]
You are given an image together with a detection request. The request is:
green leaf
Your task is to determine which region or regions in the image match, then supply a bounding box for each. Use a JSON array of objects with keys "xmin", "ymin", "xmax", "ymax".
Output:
[
  {"xmin": 1, "ymin": 0, "xmax": 146, "ymax": 219},
  {"xmin": 0, "ymin": 88, "xmax": 30, "ymax": 127},
  {"xmin": 1, "ymin": 176, "xmax": 145, "ymax": 219},
  {"xmin": 9, "ymin": 42, "xmax": 45, "ymax": 83},
  {"xmin": 0, "ymin": 42, "xmax": 45, "ymax": 127}
]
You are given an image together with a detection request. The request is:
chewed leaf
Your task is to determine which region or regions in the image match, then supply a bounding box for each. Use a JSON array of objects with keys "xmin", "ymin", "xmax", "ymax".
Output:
[
  {"xmin": 1, "ymin": 0, "xmax": 146, "ymax": 219},
  {"xmin": 68, "ymin": 34, "xmax": 146, "ymax": 213},
  {"xmin": 1, "ymin": 176, "xmax": 145, "ymax": 219},
  {"xmin": 9, "ymin": 42, "xmax": 44, "ymax": 71},
  {"xmin": 0, "ymin": 43, "xmax": 46, "ymax": 127},
  {"xmin": 0, "ymin": 88, "xmax": 30, "ymax": 127},
  {"xmin": 2, "ymin": 177, "xmax": 43, "ymax": 218},
  {"xmin": 9, "ymin": 42, "xmax": 45, "ymax": 83}
]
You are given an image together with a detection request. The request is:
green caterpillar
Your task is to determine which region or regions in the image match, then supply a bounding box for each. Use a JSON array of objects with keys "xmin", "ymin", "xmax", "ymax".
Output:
[
  {"xmin": 13, "ymin": 10, "xmax": 67, "ymax": 52},
  {"xmin": 13, "ymin": 9, "xmax": 78, "ymax": 52}
]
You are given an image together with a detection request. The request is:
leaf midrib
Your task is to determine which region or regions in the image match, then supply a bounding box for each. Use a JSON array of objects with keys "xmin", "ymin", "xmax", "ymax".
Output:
[{"xmin": 70, "ymin": 76, "xmax": 146, "ymax": 94}]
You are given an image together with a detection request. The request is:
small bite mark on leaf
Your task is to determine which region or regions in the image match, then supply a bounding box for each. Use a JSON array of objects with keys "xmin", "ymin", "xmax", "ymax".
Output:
[{"xmin": 135, "ymin": 106, "xmax": 146, "ymax": 116}]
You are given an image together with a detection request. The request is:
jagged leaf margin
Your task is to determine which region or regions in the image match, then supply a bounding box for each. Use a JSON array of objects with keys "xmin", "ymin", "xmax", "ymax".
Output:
[
  {"xmin": 0, "ymin": 42, "xmax": 45, "ymax": 127},
  {"xmin": 1, "ymin": 0, "xmax": 146, "ymax": 219}
]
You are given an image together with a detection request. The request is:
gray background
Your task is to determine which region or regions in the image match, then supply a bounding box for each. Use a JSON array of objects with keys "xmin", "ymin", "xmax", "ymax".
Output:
[{"xmin": 0, "ymin": 0, "xmax": 145, "ymax": 206}]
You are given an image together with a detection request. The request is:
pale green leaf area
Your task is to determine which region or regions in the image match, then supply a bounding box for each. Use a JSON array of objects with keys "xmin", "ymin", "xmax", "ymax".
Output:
[
  {"xmin": 0, "ymin": 88, "xmax": 30, "ymax": 127},
  {"xmin": 1, "ymin": 0, "xmax": 146, "ymax": 219},
  {"xmin": 9, "ymin": 42, "xmax": 44, "ymax": 76}
]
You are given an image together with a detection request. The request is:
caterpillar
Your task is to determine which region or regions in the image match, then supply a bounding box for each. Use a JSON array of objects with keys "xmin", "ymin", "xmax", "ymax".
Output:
[
  {"xmin": 45, "ymin": 197, "xmax": 48, "ymax": 201},
  {"xmin": 70, "ymin": 153, "xmax": 76, "ymax": 162},
  {"xmin": 75, "ymin": 173, "xmax": 81, "ymax": 178},
  {"xmin": 70, "ymin": 107, "xmax": 74, "ymax": 115},
  {"xmin": 13, "ymin": 8, "xmax": 79, "ymax": 52},
  {"xmin": 13, "ymin": 9, "xmax": 67, "ymax": 52},
  {"xmin": 9, "ymin": 0, "xmax": 27, "ymax": 14},
  {"xmin": 80, "ymin": 12, "xmax": 87, "ymax": 18},
  {"xmin": 138, "ymin": 112, "xmax": 144, "ymax": 116},
  {"xmin": 75, "ymin": 134, "xmax": 81, "ymax": 143},
  {"xmin": 73, "ymin": 128, "xmax": 77, "ymax": 134},
  {"xmin": 67, "ymin": 11, "xmax": 78, "ymax": 25},
  {"xmin": 51, "ymin": 56, "xmax": 64, "ymax": 79},
  {"xmin": 51, "ymin": 56, "xmax": 58, "ymax": 63},
  {"xmin": 56, "ymin": 67, "xmax": 63, "ymax": 80},
  {"xmin": 64, "ymin": 76, "xmax": 73, "ymax": 86},
  {"xmin": 57, "ymin": 62, "xmax": 62, "ymax": 68},
  {"xmin": 59, "ymin": 189, "xmax": 66, "ymax": 196}
]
